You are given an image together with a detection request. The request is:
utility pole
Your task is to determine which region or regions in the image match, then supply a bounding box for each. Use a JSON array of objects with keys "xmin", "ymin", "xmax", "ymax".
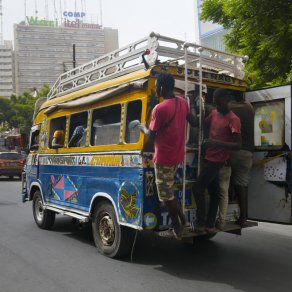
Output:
[
  {"xmin": 73, "ymin": 44, "xmax": 76, "ymax": 69},
  {"xmin": 45, "ymin": 0, "xmax": 49, "ymax": 20},
  {"xmin": 24, "ymin": 0, "xmax": 27, "ymax": 23},
  {"xmin": 34, "ymin": 0, "xmax": 38, "ymax": 18},
  {"xmin": 53, "ymin": 0, "xmax": 57, "ymax": 22},
  {"xmin": 99, "ymin": 0, "xmax": 103, "ymax": 27}
]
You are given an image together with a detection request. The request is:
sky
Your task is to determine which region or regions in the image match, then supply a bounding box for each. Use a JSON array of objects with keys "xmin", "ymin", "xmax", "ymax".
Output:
[{"xmin": 2, "ymin": 0, "xmax": 199, "ymax": 47}]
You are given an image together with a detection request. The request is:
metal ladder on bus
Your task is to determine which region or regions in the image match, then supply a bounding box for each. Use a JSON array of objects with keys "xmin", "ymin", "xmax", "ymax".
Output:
[{"xmin": 47, "ymin": 32, "xmax": 247, "ymax": 100}]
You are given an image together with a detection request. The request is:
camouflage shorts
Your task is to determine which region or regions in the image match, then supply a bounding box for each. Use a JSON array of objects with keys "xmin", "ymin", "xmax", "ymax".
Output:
[{"xmin": 154, "ymin": 164, "xmax": 178, "ymax": 202}]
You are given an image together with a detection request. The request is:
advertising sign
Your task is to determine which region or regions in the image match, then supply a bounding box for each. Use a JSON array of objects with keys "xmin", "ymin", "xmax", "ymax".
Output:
[
  {"xmin": 63, "ymin": 19, "xmax": 101, "ymax": 29},
  {"xmin": 63, "ymin": 11, "xmax": 86, "ymax": 18},
  {"xmin": 26, "ymin": 16, "xmax": 57, "ymax": 27}
]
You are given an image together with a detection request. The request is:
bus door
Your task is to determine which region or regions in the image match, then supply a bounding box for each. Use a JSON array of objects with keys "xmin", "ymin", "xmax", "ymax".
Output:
[
  {"xmin": 246, "ymin": 85, "xmax": 292, "ymax": 224},
  {"xmin": 26, "ymin": 124, "xmax": 41, "ymax": 185}
]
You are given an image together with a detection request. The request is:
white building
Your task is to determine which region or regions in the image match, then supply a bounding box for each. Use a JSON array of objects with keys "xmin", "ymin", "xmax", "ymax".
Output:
[
  {"xmin": 14, "ymin": 19, "xmax": 118, "ymax": 95},
  {"xmin": 195, "ymin": 0, "xmax": 228, "ymax": 51},
  {"xmin": 0, "ymin": 41, "xmax": 14, "ymax": 98}
]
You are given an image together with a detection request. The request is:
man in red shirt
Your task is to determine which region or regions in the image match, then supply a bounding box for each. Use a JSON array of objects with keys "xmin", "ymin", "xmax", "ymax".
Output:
[
  {"xmin": 140, "ymin": 72, "xmax": 196, "ymax": 239},
  {"xmin": 194, "ymin": 88, "xmax": 242, "ymax": 233}
]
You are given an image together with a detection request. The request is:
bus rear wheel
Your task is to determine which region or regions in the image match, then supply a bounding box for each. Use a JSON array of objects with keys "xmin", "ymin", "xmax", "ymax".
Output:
[
  {"xmin": 92, "ymin": 201, "xmax": 134, "ymax": 258},
  {"xmin": 32, "ymin": 190, "xmax": 55, "ymax": 229}
]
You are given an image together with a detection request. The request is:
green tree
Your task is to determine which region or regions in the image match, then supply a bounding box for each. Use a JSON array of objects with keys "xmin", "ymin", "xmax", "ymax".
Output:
[
  {"xmin": 38, "ymin": 84, "xmax": 50, "ymax": 97},
  {"xmin": 9, "ymin": 92, "xmax": 38, "ymax": 136},
  {"xmin": 0, "ymin": 98, "xmax": 14, "ymax": 126},
  {"xmin": 200, "ymin": 0, "xmax": 292, "ymax": 88},
  {"xmin": 0, "ymin": 85, "xmax": 50, "ymax": 138}
]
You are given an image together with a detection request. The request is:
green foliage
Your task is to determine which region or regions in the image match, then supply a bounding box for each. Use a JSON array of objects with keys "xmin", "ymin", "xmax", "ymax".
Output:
[
  {"xmin": 200, "ymin": 0, "xmax": 292, "ymax": 88},
  {"xmin": 0, "ymin": 85, "xmax": 50, "ymax": 138},
  {"xmin": 0, "ymin": 98, "xmax": 14, "ymax": 126},
  {"xmin": 38, "ymin": 84, "xmax": 50, "ymax": 98}
]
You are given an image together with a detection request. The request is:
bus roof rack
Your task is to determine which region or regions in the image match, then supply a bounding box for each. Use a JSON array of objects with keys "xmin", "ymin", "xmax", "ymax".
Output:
[{"xmin": 47, "ymin": 32, "xmax": 248, "ymax": 100}]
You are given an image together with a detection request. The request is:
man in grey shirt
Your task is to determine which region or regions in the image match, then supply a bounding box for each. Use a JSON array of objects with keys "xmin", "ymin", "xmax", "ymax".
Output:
[{"xmin": 229, "ymin": 94, "xmax": 254, "ymax": 226}]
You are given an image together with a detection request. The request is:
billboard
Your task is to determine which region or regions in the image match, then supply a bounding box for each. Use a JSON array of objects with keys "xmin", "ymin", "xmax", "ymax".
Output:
[
  {"xmin": 26, "ymin": 16, "xmax": 57, "ymax": 27},
  {"xmin": 63, "ymin": 11, "xmax": 86, "ymax": 18}
]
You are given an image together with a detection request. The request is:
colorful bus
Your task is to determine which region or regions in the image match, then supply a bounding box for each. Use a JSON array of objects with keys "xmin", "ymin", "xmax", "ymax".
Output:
[{"xmin": 23, "ymin": 33, "xmax": 290, "ymax": 258}]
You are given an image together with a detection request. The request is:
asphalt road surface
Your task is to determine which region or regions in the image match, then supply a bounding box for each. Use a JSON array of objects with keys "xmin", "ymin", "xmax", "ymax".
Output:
[{"xmin": 1, "ymin": 178, "xmax": 292, "ymax": 292}]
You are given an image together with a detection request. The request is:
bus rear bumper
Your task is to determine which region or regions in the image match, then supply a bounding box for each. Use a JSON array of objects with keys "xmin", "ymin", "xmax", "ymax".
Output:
[{"xmin": 156, "ymin": 220, "xmax": 258, "ymax": 239}]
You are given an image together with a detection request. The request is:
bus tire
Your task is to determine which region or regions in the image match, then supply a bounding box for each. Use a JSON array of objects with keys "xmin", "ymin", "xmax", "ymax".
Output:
[
  {"xmin": 32, "ymin": 190, "xmax": 55, "ymax": 229},
  {"xmin": 92, "ymin": 201, "xmax": 134, "ymax": 258}
]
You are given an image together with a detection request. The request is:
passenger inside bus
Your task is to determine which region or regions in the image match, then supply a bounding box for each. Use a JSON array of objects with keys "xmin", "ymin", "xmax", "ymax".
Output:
[
  {"xmin": 68, "ymin": 125, "xmax": 87, "ymax": 147},
  {"xmin": 49, "ymin": 116, "xmax": 66, "ymax": 149},
  {"xmin": 68, "ymin": 112, "xmax": 88, "ymax": 147},
  {"xmin": 51, "ymin": 130, "xmax": 65, "ymax": 149}
]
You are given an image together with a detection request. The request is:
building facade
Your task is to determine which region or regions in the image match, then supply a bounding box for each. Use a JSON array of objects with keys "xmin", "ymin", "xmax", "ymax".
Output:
[
  {"xmin": 14, "ymin": 21, "xmax": 118, "ymax": 95},
  {"xmin": 0, "ymin": 41, "xmax": 14, "ymax": 98},
  {"xmin": 200, "ymin": 28, "xmax": 229, "ymax": 52},
  {"xmin": 195, "ymin": 0, "xmax": 228, "ymax": 51}
]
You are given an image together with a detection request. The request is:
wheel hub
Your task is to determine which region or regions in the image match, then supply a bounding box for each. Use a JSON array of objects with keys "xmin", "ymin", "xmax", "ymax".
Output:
[
  {"xmin": 35, "ymin": 198, "xmax": 44, "ymax": 222},
  {"xmin": 99, "ymin": 213, "xmax": 115, "ymax": 246}
]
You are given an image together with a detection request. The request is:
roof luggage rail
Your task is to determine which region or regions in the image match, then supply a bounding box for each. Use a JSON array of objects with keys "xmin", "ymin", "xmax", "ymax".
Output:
[{"xmin": 47, "ymin": 32, "xmax": 247, "ymax": 100}]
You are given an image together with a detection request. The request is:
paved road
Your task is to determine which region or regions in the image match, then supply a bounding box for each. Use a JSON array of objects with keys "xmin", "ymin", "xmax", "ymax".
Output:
[{"xmin": 1, "ymin": 178, "xmax": 292, "ymax": 292}]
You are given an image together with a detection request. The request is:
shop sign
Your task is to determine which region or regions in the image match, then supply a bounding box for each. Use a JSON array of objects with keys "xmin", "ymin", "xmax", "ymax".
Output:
[{"xmin": 63, "ymin": 19, "xmax": 101, "ymax": 29}]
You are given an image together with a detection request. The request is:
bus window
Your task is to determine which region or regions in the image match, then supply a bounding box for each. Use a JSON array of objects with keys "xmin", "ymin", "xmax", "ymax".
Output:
[
  {"xmin": 49, "ymin": 116, "xmax": 66, "ymax": 149},
  {"xmin": 29, "ymin": 124, "xmax": 40, "ymax": 150},
  {"xmin": 125, "ymin": 100, "xmax": 142, "ymax": 144},
  {"xmin": 90, "ymin": 104, "xmax": 121, "ymax": 146},
  {"xmin": 68, "ymin": 111, "xmax": 88, "ymax": 147}
]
